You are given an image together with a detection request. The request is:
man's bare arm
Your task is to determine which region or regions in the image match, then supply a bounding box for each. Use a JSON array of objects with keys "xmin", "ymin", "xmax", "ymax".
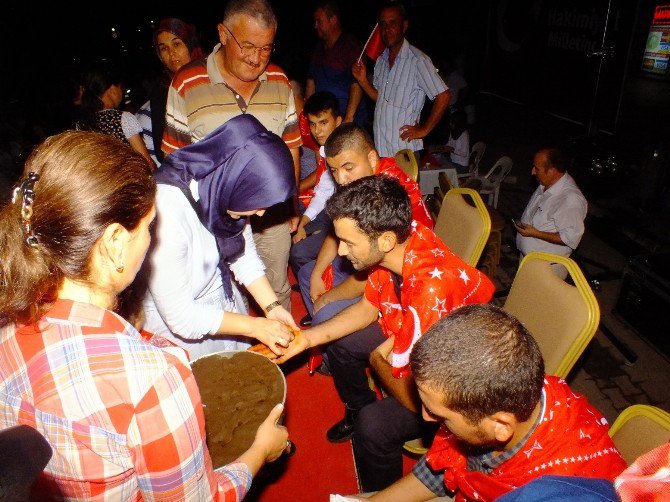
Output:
[{"xmin": 369, "ymin": 337, "xmax": 421, "ymax": 413}]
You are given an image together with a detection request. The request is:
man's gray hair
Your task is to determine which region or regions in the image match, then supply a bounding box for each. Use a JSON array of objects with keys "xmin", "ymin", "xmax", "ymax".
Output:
[{"xmin": 223, "ymin": 0, "xmax": 278, "ymax": 29}]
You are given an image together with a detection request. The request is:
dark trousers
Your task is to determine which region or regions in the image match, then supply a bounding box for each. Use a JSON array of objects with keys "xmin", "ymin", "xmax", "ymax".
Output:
[
  {"xmin": 288, "ymin": 210, "xmax": 332, "ymax": 275},
  {"xmin": 354, "ymin": 397, "xmax": 428, "ymax": 492},
  {"xmin": 327, "ymin": 322, "xmax": 386, "ymax": 409},
  {"xmin": 327, "ymin": 323, "xmax": 429, "ymax": 492}
]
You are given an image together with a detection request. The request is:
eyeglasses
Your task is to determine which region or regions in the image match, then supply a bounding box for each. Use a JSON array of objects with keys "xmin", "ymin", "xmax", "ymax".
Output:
[{"xmin": 224, "ymin": 25, "xmax": 274, "ymax": 58}]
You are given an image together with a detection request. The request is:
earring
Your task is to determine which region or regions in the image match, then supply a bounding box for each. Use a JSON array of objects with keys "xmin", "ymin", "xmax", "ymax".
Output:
[{"xmin": 116, "ymin": 264, "xmax": 125, "ymax": 273}]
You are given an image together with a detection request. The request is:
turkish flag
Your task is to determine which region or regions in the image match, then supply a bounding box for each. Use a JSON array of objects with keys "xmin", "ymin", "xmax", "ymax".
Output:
[{"xmin": 361, "ymin": 24, "xmax": 385, "ymax": 61}]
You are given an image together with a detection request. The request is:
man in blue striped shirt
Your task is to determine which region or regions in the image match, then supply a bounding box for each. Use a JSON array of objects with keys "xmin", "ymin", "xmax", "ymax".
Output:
[{"xmin": 352, "ymin": 1, "xmax": 451, "ymax": 157}]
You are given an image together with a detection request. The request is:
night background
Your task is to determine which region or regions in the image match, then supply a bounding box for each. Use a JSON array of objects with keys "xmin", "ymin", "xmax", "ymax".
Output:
[
  {"xmin": 2, "ymin": 2, "xmax": 670, "ymax": 495},
  {"xmin": 1, "ymin": 0, "xmax": 669, "ymax": 214}
]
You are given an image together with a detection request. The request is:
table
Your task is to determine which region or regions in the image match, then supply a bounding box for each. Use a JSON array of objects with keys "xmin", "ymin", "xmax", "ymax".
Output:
[{"xmin": 418, "ymin": 163, "xmax": 459, "ymax": 196}]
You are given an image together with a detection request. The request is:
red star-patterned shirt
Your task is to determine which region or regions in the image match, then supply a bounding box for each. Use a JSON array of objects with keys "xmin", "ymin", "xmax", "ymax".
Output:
[
  {"xmin": 426, "ymin": 376, "xmax": 627, "ymax": 501},
  {"xmin": 364, "ymin": 221, "xmax": 494, "ymax": 377},
  {"xmin": 321, "ymin": 157, "xmax": 434, "ymax": 290},
  {"xmin": 376, "ymin": 157, "xmax": 433, "ymax": 230},
  {"xmin": 299, "ymin": 155, "xmax": 327, "ymax": 209}
]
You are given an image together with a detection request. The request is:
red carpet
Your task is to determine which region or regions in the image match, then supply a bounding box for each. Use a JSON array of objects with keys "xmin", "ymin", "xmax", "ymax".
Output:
[{"xmin": 245, "ymin": 274, "xmax": 417, "ymax": 501}]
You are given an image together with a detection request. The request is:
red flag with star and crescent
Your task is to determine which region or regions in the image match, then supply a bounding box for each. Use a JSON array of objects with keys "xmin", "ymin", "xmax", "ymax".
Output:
[
  {"xmin": 426, "ymin": 376, "xmax": 627, "ymax": 501},
  {"xmin": 364, "ymin": 221, "xmax": 494, "ymax": 378},
  {"xmin": 358, "ymin": 23, "xmax": 385, "ymax": 62}
]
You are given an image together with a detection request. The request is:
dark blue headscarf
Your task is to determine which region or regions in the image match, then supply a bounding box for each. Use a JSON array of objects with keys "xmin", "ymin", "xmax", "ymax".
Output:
[{"xmin": 155, "ymin": 114, "xmax": 296, "ymax": 299}]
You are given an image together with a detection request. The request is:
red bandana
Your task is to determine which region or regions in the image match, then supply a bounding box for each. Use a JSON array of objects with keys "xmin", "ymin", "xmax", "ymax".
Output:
[
  {"xmin": 365, "ymin": 221, "xmax": 494, "ymax": 377},
  {"xmin": 426, "ymin": 376, "xmax": 627, "ymax": 501}
]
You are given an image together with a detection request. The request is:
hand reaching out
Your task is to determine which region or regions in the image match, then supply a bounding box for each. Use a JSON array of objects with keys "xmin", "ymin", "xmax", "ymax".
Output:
[
  {"xmin": 250, "ymin": 317, "xmax": 292, "ymax": 356},
  {"xmin": 249, "ymin": 328, "xmax": 309, "ymax": 364},
  {"xmin": 266, "ymin": 305, "xmax": 299, "ymax": 332}
]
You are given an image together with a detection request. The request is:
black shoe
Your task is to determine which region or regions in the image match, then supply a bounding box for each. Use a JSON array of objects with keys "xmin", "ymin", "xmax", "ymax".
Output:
[
  {"xmin": 316, "ymin": 361, "xmax": 331, "ymax": 376},
  {"xmin": 326, "ymin": 406, "xmax": 358, "ymax": 443},
  {"xmin": 300, "ymin": 313, "xmax": 313, "ymax": 327}
]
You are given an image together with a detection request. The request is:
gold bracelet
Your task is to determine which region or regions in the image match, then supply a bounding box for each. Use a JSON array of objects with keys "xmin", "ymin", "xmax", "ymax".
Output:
[{"xmin": 264, "ymin": 300, "xmax": 281, "ymax": 314}]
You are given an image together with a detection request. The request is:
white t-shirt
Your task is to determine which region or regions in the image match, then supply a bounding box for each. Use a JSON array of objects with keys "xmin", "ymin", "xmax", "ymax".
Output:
[{"xmin": 447, "ymin": 130, "xmax": 470, "ymax": 168}]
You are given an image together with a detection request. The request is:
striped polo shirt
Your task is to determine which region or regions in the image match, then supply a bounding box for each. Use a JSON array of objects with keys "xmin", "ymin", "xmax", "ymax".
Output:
[
  {"xmin": 372, "ymin": 39, "xmax": 448, "ymax": 157},
  {"xmin": 163, "ymin": 43, "xmax": 301, "ymax": 155}
]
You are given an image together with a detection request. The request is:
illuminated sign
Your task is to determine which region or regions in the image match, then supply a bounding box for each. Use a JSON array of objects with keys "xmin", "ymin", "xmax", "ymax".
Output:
[
  {"xmin": 643, "ymin": 5, "xmax": 670, "ymax": 74},
  {"xmin": 652, "ymin": 5, "xmax": 670, "ymax": 25}
]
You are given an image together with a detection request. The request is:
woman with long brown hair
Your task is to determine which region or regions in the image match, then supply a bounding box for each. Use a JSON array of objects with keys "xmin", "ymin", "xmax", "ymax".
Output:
[{"xmin": 0, "ymin": 131, "xmax": 289, "ymax": 500}]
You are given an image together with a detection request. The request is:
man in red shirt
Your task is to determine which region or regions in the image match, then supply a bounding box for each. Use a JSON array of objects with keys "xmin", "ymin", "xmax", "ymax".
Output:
[
  {"xmin": 275, "ymin": 176, "xmax": 494, "ymax": 491},
  {"xmin": 368, "ymin": 304, "xmax": 626, "ymax": 501},
  {"xmin": 298, "ymin": 123, "xmax": 433, "ymax": 329}
]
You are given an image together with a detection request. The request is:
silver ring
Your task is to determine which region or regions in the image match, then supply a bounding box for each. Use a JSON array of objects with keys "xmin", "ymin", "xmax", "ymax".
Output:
[{"xmin": 286, "ymin": 439, "xmax": 291, "ymax": 449}]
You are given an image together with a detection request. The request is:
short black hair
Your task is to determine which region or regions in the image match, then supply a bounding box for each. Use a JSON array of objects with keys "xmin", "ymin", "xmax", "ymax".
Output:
[
  {"xmin": 315, "ymin": 0, "xmax": 341, "ymax": 20},
  {"xmin": 304, "ymin": 91, "xmax": 342, "ymax": 118},
  {"xmin": 326, "ymin": 175, "xmax": 412, "ymax": 243},
  {"xmin": 542, "ymin": 148, "xmax": 570, "ymax": 173},
  {"xmin": 324, "ymin": 122, "xmax": 375, "ymax": 158},
  {"xmin": 411, "ymin": 304, "xmax": 545, "ymax": 424},
  {"xmin": 379, "ymin": 1, "xmax": 408, "ymax": 21}
]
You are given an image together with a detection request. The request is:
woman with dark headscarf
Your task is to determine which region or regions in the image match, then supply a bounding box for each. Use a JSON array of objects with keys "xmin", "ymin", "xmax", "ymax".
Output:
[
  {"xmin": 136, "ymin": 18, "xmax": 204, "ymax": 165},
  {"xmin": 142, "ymin": 114, "xmax": 299, "ymax": 360}
]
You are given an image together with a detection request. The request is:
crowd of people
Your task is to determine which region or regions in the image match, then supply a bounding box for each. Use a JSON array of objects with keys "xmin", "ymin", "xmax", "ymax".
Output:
[{"xmin": 1, "ymin": 0, "xmax": 666, "ymax": 501}]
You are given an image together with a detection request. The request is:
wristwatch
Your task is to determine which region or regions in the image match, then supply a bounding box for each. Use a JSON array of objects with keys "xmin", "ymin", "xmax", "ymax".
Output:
[{"xmin": 264, "ymin": 300, "xmax": 281, "ymax": 314}]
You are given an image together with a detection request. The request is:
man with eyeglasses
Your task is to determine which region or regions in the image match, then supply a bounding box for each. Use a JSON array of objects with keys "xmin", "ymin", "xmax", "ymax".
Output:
[
  {"xmin": 162, "ymin": 0, "xmax": 302, "ymax": 313},
  {"xmin": 352, "ymin": 1, "xmax": 450, "ymax": 158}
]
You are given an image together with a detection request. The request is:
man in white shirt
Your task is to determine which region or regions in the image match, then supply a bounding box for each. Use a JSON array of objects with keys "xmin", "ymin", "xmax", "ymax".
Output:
[
  {"xmin": 514, "ymin": 148, "xmax": 587, "ymax": 277},
  {"xmin": 351, "ymin": 1, "xmax": 450, "ymax": 157},
  {"xmin": 289, "ymin": 92, "xmax": 341, "ymax": 274}
]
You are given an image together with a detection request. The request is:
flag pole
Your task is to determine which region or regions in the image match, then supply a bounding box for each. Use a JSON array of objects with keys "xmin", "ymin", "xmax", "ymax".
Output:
[{"xmin": 357, "ymin": 23, "xmax": 379, "ymax": 63}]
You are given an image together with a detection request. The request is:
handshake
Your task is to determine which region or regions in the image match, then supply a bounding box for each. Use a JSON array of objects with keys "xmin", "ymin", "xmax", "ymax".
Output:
[{"xmin": 249, "ymin": 327, "xmax": 310, "ymax": 364}]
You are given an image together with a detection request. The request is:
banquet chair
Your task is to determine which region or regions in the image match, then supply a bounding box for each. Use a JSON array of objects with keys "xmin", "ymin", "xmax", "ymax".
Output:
[
  {"xmin": 469, "ymin": 155, "xmax": 513, "ymax": 209},
  {"xmin": 503, "ymin": 251, "xmax": 600, "ymax": 378},
  {"xmin": 402, "ymin": 189, "xmax": 490, "ymax": 457},
  {"xmin": 608, "ymin": 404, "xmax": 670, "ymax": 465},
  {"xmin": 395, "ymin": 148, "xmax": 419, "ymax": 182},
  {"xmin": 425, "ymin": 171, "xmax": 455, "ymax": 220},
  {"xmin": 457, "ymin": 140, "xmax": 486, "ymax": 182},
  {"xmin": 433, "ymin": 188, "xmax": 491, "ymax": 266}
]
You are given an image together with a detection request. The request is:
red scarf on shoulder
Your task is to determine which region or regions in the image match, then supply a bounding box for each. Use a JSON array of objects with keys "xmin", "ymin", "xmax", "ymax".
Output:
[{"xmin": 426, "ymin": 376, "xmax": 627, "ymax": 501}]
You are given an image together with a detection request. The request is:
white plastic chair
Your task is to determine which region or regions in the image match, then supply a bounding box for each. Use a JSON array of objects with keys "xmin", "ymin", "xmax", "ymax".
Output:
[
  {"xmin": 457, "ymin": 141, "xmax": 486, "ymax": 181},
  {"xmin": 475, "ymin": 155, "xmax": 513, "ymax": 208}
]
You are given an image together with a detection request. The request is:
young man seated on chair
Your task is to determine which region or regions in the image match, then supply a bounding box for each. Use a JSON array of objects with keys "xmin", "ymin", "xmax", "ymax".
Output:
[
  {"xmin": 365, "ymin": 304, "xmax": 626, "ymax": 502},
  {"xmin": 297, "ymin": 123, "xmax": 434, "ymax": 329},
  {"xmin": 290, "ymin": 92, "xmax": 342, "ymax": 278},
  {"xmin": 267, "ymin": 176, "xmax": 494, "ymax": 492}
]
